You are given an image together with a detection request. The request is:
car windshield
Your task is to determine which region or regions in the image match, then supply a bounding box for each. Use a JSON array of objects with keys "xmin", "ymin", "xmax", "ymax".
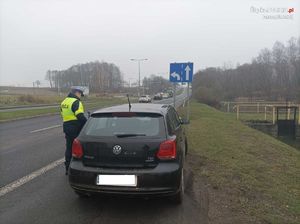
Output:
[{"xmin": 83, "ymin": 113, "xmax": 165, "ymax": 137}]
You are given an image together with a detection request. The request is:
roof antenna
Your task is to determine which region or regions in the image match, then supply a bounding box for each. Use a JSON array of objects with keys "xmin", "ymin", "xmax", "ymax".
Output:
[{"xmin": 127, "ymin": 94, "xmax": 132, "ymax": 111}]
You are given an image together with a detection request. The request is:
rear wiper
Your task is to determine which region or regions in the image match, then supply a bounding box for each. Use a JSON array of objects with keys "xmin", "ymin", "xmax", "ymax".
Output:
[{"xmin": 115, "ymin": 134, "xmax": 146, "ymax": 138}]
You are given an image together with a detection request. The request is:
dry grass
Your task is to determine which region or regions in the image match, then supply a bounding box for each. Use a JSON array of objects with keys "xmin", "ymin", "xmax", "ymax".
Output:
[
  {"xmin": 0, "ymin": 94, "xmax": 65, "ymax": 106},
  {"xmin": 0, "ymin": 98, "xmax": 128, "ymax": 121},
  {"xmin": 182, "ymin": 102, "xmax": 300, "ymax": 223}
]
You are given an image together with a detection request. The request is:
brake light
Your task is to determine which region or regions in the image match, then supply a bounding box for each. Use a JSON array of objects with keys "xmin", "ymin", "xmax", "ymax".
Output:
[
  {"xmin": 157, "ymin": 139, "xmax": 176, "ymax": 160},
  {"xmin": 72, "ymin": 139, "xmax": 83, "ymax": 159}
]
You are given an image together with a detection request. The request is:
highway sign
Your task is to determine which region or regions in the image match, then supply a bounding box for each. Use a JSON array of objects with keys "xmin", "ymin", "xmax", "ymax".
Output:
[{"xmin": 169, "ymin": 62, "xmax": 193, "ymax": 83}]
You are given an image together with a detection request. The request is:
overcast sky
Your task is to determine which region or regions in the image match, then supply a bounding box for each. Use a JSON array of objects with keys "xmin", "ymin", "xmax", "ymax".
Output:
[{"xmin": 0, "ymin": 0, "xmax": 299, "ymax": 86}]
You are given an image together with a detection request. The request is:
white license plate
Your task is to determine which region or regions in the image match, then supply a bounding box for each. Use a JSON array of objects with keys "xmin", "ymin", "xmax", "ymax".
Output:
[{"xmin": 96, "ymin": 175, "xmax": 137, "ymax": 187}]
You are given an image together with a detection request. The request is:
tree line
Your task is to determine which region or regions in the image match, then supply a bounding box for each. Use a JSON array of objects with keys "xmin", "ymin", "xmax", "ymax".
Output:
[
  {"xmin": 192, "ymin": 37, "xmax": 300, "ymax": 106},
  {"xmin": 45, "ymin": 61, "xmax": 123, "ymax": 93},
  {"xmin": 142, "ymin": 75, "xmax": 172, "ymax": 95},
  {"xmin": 45, "ymin": 60, "xmax": 172, "ymax": 95}
]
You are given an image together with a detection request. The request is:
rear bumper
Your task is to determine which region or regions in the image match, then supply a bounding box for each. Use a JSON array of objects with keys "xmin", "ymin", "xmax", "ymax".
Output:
[
  {"xmin": 138, "ymin": 100, "xmax": 151, "ymax": 103},
  {"xmin": 69, "ymin": 160, "xmax": 181, "ymax": 196}
]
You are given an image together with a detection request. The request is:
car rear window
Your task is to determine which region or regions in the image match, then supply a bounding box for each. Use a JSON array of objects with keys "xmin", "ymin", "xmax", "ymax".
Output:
[{"xmin": 83, "ymin": 113, "xmax": 166, "ymax": 137}]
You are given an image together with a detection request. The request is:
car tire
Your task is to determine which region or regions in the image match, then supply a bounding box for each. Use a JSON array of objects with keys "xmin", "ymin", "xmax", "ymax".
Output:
[
  {"xmin": 170, "ymin": 169, "xmax": 184, "ymax": 204},
  {"xmin": 74, "ymin": 190, "xmax": 91, "ymax": 198},
  {"xmin": 185, "ymin": 139, "xmax": 188, "ymax": 156}
]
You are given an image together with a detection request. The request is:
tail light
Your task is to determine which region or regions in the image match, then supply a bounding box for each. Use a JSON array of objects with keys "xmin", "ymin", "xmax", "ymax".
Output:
[
  {"xmin": 157, "ymin": 139, "xmax": 176, "ymax": 160},
  {"xmin": 72, "ymin": 139, "xmax": 83, "ymax": 159}
]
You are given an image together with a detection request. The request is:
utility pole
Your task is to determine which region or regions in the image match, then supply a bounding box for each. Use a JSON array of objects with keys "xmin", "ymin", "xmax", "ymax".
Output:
[
  {"xmin": 57, "ymin": 74, "xmax": 61, "ymax": 96},
  {"xmin": 33, "ymin": 82, "xmax": 35, "ymax": 95},
  {"xmin": 130, "ymin": 58, "xmax": 148, "ymax": 97},
  {"xmin": 128, "ymin": 78, "xmax": 136, "ymax": 88},
  {"xmin": 79, "ymin": 64, "xmax": 83, "ymax": 86}
]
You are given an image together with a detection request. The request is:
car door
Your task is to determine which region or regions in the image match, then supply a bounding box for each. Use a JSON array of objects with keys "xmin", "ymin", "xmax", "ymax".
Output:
[{"xmin": 166, "ymin": 107, "xmax": 185, "ymax": 162}]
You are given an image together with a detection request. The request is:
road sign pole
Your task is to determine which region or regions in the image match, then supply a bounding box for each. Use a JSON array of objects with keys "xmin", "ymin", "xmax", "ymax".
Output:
[
  {"xmin": 173, "ymin": 83, "xmax": 176, "ymax": 108},
  {"xmin": 187, "ymin": 82, "xmax": 190, "ymax": 122}
]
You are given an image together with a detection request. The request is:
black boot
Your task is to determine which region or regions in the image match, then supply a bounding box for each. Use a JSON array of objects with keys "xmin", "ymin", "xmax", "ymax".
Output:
[{"xmin": 64, "ymin": 162, "xmax": 69, "ymax": 175}]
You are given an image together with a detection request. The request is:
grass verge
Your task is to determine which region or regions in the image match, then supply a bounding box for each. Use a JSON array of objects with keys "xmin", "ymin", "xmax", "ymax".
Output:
[
  {"xmin": 184, "ymin": 101, "xmax": 300, "ymax": 223},
  {"xmin": 0, "ymin": 98, "xmax": 128, "ymax": 122}
]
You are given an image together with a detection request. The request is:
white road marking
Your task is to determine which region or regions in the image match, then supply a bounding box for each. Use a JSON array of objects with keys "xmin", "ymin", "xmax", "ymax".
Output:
[
  {"xmin": 30, "ymin": 124, "xmax": 62, "ymax": 133},
  {"xmin": 0, "ymin": 158, "xmax": 64, "ymax": 197}
]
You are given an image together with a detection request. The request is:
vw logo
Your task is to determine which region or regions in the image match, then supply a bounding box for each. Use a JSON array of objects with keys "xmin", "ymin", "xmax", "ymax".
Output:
[{"xmin": 112, "ymin": 145, "xmax": 122, "ymax": 155}]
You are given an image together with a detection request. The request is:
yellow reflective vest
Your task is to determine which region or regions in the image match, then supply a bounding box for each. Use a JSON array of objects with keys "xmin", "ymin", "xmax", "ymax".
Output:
[{"xmin": 60, "ymin": 97, "xmax": 84, "ymax": 122}]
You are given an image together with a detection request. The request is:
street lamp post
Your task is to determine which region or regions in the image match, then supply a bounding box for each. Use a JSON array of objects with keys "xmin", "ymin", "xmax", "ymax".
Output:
[{"xmin": 130, "ymin": 58, "xmax": 148, "ymax": 97}]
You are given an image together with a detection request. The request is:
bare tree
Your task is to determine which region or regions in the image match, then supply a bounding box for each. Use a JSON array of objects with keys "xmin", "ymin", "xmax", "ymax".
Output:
[
  {"xmin": 45, "ymin": 70, "xmax": 53, "ymax": 88},
  {"xmin": 35, "ymin": 80, "xmax": 41, "ymax": 88},
  {"xmin": 45, "ymin": 61, "xmax": 123, "ymax": 93},
  {"xmin": 192, "ymin": 37, "xmax": 300, "ymax": 103}
]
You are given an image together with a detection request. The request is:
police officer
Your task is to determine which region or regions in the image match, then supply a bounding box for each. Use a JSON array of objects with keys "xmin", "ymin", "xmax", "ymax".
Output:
[{"xmin": 60, "ymin": 87, "xmax": 87, "ymax": 175}]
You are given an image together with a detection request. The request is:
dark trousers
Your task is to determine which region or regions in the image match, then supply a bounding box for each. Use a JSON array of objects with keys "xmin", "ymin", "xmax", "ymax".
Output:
[
  {"xmin": 65, "ymin": 134, "xmax": 76, "ymax": 170},
  {"xmin": 63, "ymin": 121, "xmax": 82, "ymax": 170}
]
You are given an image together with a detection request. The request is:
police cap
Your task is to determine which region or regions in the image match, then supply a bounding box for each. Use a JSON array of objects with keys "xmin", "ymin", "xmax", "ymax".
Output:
[{"xmin": 71, "ymin": 86, "xmax": 84, "ymax": 97}]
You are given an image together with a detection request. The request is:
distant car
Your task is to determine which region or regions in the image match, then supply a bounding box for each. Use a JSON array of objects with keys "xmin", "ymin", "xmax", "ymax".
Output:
[
  {"xmin": 138, "ymin": 95, "xmax": 152, "ymax": 103},
  {"xmin": 153, "ymin": 93, "xmax": 163, "ymax": 100},
  {"xmin": 168, "ymin": 91, "xmax": 174, "ymax": 97},
  {"xmin": 69, "ymin": 103, "xmax": 188, "ymax": 204},
  {"xmin": 162, "ymin": 93, "xmax": 169, "ymax": 99}
]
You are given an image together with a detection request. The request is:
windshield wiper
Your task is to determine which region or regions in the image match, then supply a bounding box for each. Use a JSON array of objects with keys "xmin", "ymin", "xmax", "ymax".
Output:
[{"xmin": 115, "ymin": 134, "xmax": 146, "ymax": 138}]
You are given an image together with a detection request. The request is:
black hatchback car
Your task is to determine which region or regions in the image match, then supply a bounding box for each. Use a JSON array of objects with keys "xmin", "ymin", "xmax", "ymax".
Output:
[{"xmin": 69, "ymin": 103, "xmax": 188, "ymax": 203}]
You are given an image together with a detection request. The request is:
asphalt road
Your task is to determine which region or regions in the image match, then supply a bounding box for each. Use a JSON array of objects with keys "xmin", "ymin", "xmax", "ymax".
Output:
[{"xmin": 0, "ymin": 88, "xmax": 207, "ymax": 224}]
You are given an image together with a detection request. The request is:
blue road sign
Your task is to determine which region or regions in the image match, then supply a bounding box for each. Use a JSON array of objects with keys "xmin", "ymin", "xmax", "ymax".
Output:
[{"xmin": 169, "ymin": 62, "xmax": 193, "ymax": 83}]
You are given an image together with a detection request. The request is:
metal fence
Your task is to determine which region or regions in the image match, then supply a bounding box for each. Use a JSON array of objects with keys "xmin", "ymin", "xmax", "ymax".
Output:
[{"xmin": 221, "ymin": 101, "xmax": 300, "ymax": 125}]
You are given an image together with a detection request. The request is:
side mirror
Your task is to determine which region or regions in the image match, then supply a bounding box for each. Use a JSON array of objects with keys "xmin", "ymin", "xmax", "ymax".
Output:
[{"xmin": 179, "ymin": 117, "xmax": 189, "ymax": 125}]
